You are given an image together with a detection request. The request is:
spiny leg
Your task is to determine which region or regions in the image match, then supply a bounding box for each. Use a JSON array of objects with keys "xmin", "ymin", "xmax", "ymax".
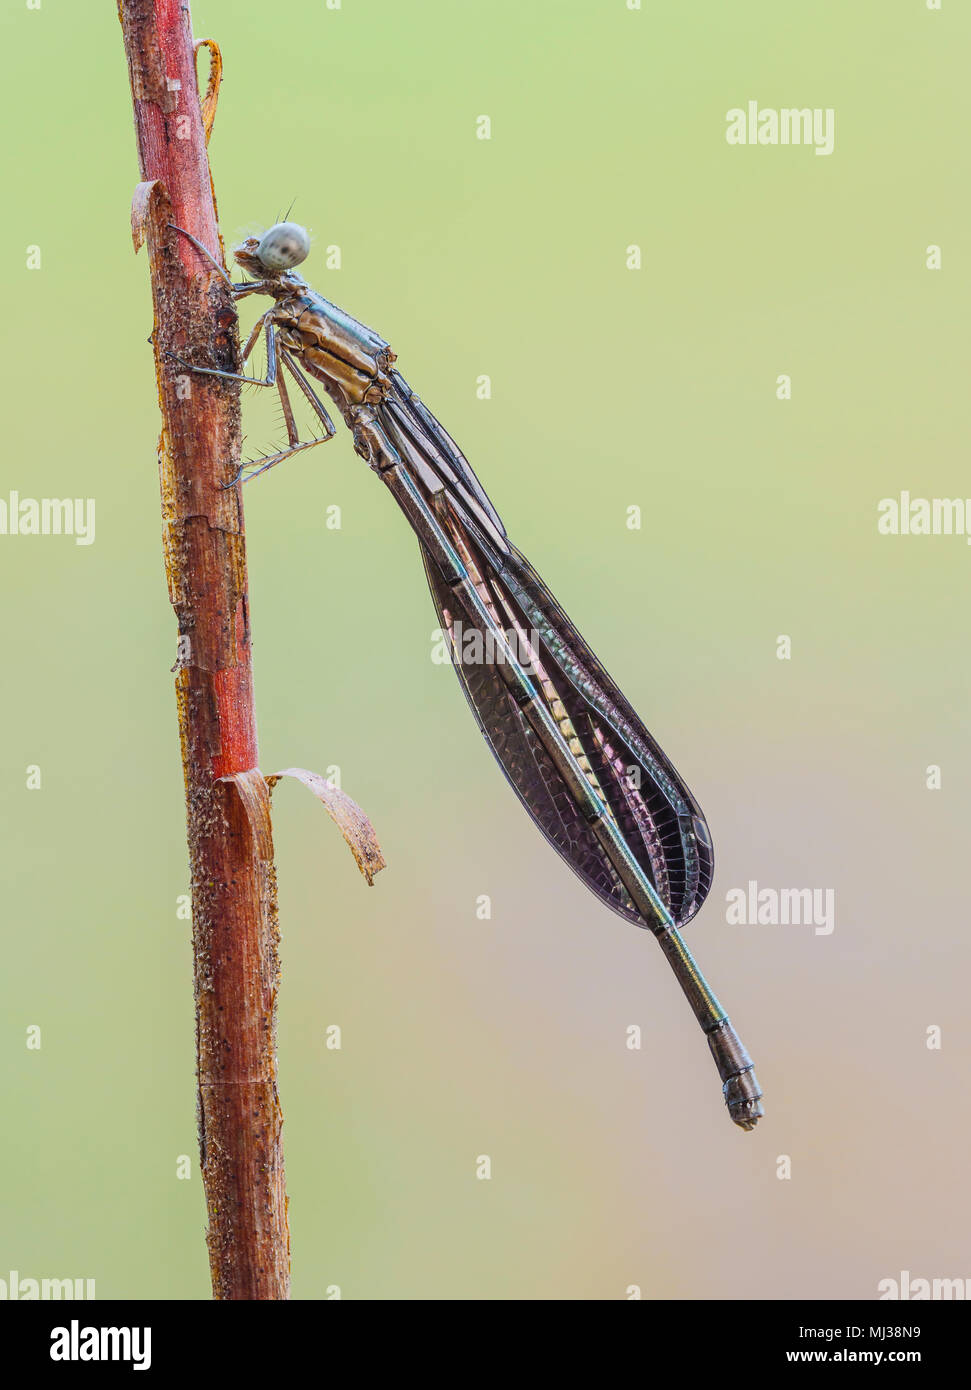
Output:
[
  {"xmin": 240, "ymin": 313, "xmax": 270, "ymax": 367},
  {"xmin": 229, "ymin": 432, "xmax": 334, "ymax": 487},
  {"xmin": 225, "ymin": 355, "xmax": 337, "ymax": 487},
  {"xmin": 164, "ymin": 325, "xmax": 327, "ymax": 486},
  {"xmin": 234, "ymin": 361, "xmax": 337, "ymax": 486},
  {"xmin": 280, "ymin": 352, "xmax": 337, "ymax": 440},
  {"xmin": 166, "ymin": 318, "xmax": 280, "ymax": 388},
  {"xmin": 224, "ymin": 351, "xmax": 339, "ymax": 486},
  {"xmin": 166, "ymin": 327, "xmax": 337, "ymax": 490},
  {"xmin": 276, "ymin": 358, "xmax": 301, "ymax": 449}
]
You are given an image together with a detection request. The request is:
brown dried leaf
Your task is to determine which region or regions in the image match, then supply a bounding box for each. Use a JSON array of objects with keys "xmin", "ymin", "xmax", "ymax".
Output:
[
  {"xmin": 267, "ymin": 767, "xmax": 386, "ymax": 886},
  {"xmin": 219, "ymin": 769, "xmax": 274, "ymax": 860},
  {"xmin": 193, "ymin": 39, "xmax": 223, "ymax": 146},
  {"xmin": 131, "ymin": 178, "xmax": 169, "ymax": 255}
]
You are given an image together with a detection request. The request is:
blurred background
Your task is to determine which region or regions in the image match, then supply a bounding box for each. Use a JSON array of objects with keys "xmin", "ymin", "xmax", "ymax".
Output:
[{"xmin": 0, "ymin": 0, "xmax": 967, "ymax": 1299}]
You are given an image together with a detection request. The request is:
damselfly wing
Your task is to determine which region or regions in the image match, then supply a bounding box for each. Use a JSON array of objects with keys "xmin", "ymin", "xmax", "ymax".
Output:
[{"xmin": 383, "ymin": 370, "xmax": 715, "ymax": 932}]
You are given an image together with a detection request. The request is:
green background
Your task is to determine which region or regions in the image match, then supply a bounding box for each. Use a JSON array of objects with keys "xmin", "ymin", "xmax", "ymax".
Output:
[{"xmin": 0, "ymin": 0, "xmax": 967, "ymax": 1298}]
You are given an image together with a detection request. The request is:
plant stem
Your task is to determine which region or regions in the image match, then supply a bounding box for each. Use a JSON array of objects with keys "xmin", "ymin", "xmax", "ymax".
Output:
[{"xmin": 119, "ymin": 0, "xmax": 290, "ymax": 1300}]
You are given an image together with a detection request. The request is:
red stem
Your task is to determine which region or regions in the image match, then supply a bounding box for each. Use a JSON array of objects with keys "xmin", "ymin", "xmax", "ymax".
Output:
[{"xmin": 119, "ymin": 0, "xmax": 290, "ymax": 1299}]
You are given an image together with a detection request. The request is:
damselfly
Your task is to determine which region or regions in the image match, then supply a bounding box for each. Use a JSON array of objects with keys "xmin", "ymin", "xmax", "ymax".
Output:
[{"xmin": 169, "ymin": 221, "xmax": 764, "ymax": 1130}]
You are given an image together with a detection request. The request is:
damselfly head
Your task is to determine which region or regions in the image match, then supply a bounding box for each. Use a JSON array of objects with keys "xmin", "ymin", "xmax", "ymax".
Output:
[{"xmin": 234, "ymin": 222, "xmax": 311, "ymax": 277}]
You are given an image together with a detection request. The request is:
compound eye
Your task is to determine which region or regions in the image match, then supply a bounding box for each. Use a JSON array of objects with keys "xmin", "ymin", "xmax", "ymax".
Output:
[{"xmin": 256, "ymin": 222, "xmax": 310, "ymax": 271}]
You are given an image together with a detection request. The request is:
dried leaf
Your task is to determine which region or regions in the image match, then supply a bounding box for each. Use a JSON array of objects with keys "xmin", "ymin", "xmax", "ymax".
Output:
[
  {"xmin": 193, "ymin": 39, "xmax": 223, "ymax": 146},
  {"xmin": 131, "ymin": 178, "xmax": 168, "ymax": 255},
  {"xmin": 267, "ymin": 767, "xmax": 386, "ymax": 886},
  {"xmin": 219, "ymin": 768, "xmax": 273, "ymax": 859}
]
